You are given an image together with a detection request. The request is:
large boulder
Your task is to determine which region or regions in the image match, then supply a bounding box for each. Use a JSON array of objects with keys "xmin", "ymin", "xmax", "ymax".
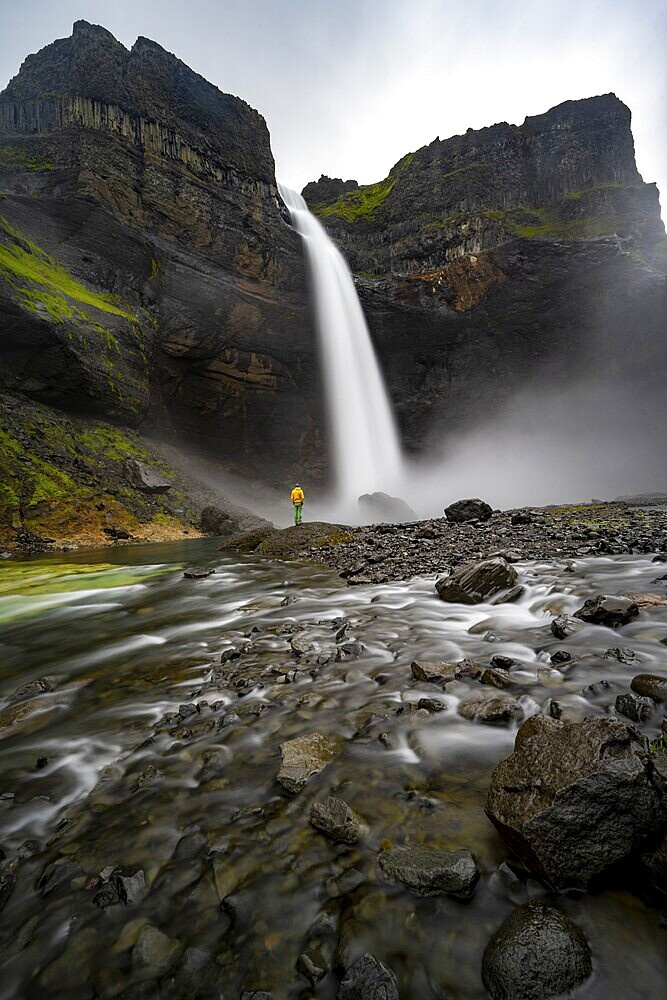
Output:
[
  {"xmin": 436, "ymin": 558, "xmax": 517, "ymax": 605},
  {"xmin": 482, "ymin": 900, "xmax": 592, "ymax": 1000},
  {"xmin": 573, "ymin": 594, "xmax": 639, "ymax": 628},
  {"xmin": 630, "ymin": 673, "xmax": 667, "ymax": 702},
  {"xmin": 124, "ymin": 459, "xmax": 171, "ymax": 493},
  {"xmin": 485, "ymin": 715, "xmax": 667, "ymax": 888},
  {"xmin": 337, "ymin": 954, "xmax": 399, "ymax": 1000},
  {"xmin": 444, "ymin": 497, "xmax": 493, "ymax": 523},
  {"xmin": 200, "ymin": 506, "xmax": 238, "ymax": 536},
  {"xmin": 358, "ymin": 492, "xmax": 416, "ymax": 524},
  {"xmin": 378, "ymin": 846, "xmax": 480, "ymax": 899},
  {"xmin": 309, "ymin": 797, "xmax": 365, "ymax": 844}
]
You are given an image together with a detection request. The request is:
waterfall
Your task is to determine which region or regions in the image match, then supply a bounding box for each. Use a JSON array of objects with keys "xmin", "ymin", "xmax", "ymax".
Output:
[{"xmin": 278, "ymin": 185, "xmax": 402, "ymax": 513}]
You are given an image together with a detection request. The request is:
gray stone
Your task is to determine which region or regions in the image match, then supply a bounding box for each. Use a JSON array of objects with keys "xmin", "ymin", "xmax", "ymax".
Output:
[
  {"xmin": 573, "ymin": 594, "xmax": 639, "ymax": 628},
  {"xmin": 444, "ymin": 497, "xmax": 493, "ymax": 523},
  {"xmin": 550, "ymin": 614, "xmax": 582, "ymax": 640},
  {"xmin": 309, "ymin": 796, "xmax": 365, "ymax": 843},
  {"xmin": 436, "ymin": 558, "xmax": 517, "ymax": 605},
  {"xmin": 605, "ymin": 647, "xmax": 637, "ymax": 664},
  {"xmin": 378, "ymin": 845, "xmax": 480, "ymax": 899},
  {"xmin": 480, "ymin": 667, "xmax": 512, "ymax": 689},
  {"xmin": 411, "ymin": 660, "xmax": 457, "ymax": 682},
  {"xmin": 124, "ymin": 459, "xmax": 171, "ymax": 493},
  {"xmin": 183, "ymin": 566, "xmax": 214, "ymax": 579},
  {"xmin": 131, "ymin": 924, "xmax": 180, "ymax": 975},
  {"xmin": 458, "ymin": 689, "xmax": 524, "ymax": 725},
  {"xmin": 482, "ymin": 900, "xmax": 592, "ymax": 1000},
  {"xmin": 615, "ymin": 691, "xmax": 655, "ymax": 724},
  {"xmin": 337, "ymin": 953, "xmax": 399, "ymax": 1000},
  {"xmin": 277, "ymin": 733, "xmax": 338, "ymax": 793},
  {"xmin": 630, "ymin": 673, "xmax": 667, "ymax": 702},
  {"xmin": 485, "ymin": 715, "xmax": 667, "ymax": 889}
]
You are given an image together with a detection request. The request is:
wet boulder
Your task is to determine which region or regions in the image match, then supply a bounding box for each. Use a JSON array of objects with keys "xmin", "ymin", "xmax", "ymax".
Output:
[
  {"xmin": 605, "ymin": 647, "xmax": 638, "ymax": 664},
  {"xmin": 378, "ymin": 846, "xmax": 480, "ymax": 899},
  {"xmin": 485, "ymin": 715, "xmax": 667, "ymax": 888},
  {"xmin": 482, "ymin": 900, "xmax": 592, "ymax": 1000},
  {"xmin": 630, "ymin": 674, "xmax": 667, "ymax": 702},
  {"xmin": 183, "ymin": 566, "xmax": 214, "ymax": 579},
  {"xmin": 458, "ymin": 690, "xmax": 523, "ymax": 725},
  {"xmin": 615, "ymin": 691, "xmax": 655, "ymax": 724},
  {"xmin": 309, "ymin": 796, "xmax": 365, "ymax": 844},
  {"xmin": 277, "ymin": 733, "xmax": 338, "ymax": 793},
  {"xmin": 444, "ymin": 497, "xmax": 493, "ymax": 523},
  {"xmin": 358, "ymin": 492, "xmax": 416, "ymax": 524},
  {"xmin": 550, "ymin": 615, "xmax": 582, "ymax": 640},
  {"xmin": 573, "ymin": 594, "xmax": 639, "ymax": 628},
  {"xmin": 337, "ymin": 953, "xmax": 399, "ymax": 1000},
  {"xmin": 436, "ymin": 558, "xmax": 517, "ymax": 605},
  {"xmin": 411, "ymin": 660, "xmax": 458, "ymax": 683},
  {"xmin": 124, "ymin": 459, "xmax": 171, "ymax": 493}
]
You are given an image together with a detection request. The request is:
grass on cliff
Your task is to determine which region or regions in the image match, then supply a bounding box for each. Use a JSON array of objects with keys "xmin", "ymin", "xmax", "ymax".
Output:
[
  {"xmin": 313, "ymin": 154, "xmax": 413, "ymax": 223},
  {"xmin": 0, "ymin": 146, "xmax": 53, "ymax": 172}
]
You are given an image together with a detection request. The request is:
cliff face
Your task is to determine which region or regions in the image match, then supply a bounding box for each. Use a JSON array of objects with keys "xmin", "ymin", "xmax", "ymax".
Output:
[
  {"xmin": 304, "ymin": 95, "xmax": 667, "ymax": 450},
  {"xmin": 0, "ymin": 21, "xmax": 321, "ymax": 496}
]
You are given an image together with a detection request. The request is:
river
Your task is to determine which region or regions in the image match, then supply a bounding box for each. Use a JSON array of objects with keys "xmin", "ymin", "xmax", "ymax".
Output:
[{"xmin": 0, "ymin": 539, "xmax": 665, "ymax": 998}]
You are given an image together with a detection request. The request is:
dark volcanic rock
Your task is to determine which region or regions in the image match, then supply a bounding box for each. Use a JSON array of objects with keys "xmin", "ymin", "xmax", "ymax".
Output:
[
  {"xmin": 630, "ymin": 674, "xmax": 667, "ymax": 702},
  {"xmin": 436, "ymin": 558, "xmax": 517, "ymax": 605},
  {"xmin": 378, "ymin": 845, "xmax": 480, "ymax": 898},
  {"xmin": 200, "ymin": 506, "xmax": 238, "ymax": 536},
  {"xmin": 550, "ymin": 614, "xmax": 582, "ymax": 640},
  {"xmin": 183, "ymin": 566, "xmax": 214, "ymax": 579},
  {"xmin": 615, "ymin": 691, "xmax": 655, "ymax": 724},
  {"xmin": 444, "ymin": 498, "xmax": 493, "ymax": 523},
  {"xmin": 482, "ymin": 900, "xmax": 592, "ymax": 1000},
  {"xmin": 485, "ymin": 714, "xmax": 667, "ymax": 888},
  {"xmin": 573, "ymin": 594, "xmax": 639, "ymax": 628},
  {"xmin": 605, "ymin": 646, "xmax": 638, "ymax": 664},
  {"xmin": 309, "ymin": 797, "xmax": 365, "ymax": 844},
  {"xmin": 337, "ymin": 953, "xmax": 399, "ymax": 1000}
]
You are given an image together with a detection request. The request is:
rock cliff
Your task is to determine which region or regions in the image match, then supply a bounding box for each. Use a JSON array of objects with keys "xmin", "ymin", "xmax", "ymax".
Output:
[{"xmin": 304, "ymin": 96, "xmax": 667, "ymax": 448}]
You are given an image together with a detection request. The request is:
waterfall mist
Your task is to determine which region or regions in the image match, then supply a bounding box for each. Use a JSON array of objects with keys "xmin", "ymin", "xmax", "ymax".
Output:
[{"xmin": 278, "ymin": 185, "xmax": 402, "ymax": 519}]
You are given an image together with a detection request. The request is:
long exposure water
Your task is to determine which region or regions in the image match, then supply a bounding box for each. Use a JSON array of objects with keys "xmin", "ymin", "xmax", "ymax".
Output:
[
  {"xmin": 277, "ymin": 186, "xmax": 402, "ymax": 515},
  {"xmin": 0, "ymin": 540, "xmax": 666, "ymax": 997}
]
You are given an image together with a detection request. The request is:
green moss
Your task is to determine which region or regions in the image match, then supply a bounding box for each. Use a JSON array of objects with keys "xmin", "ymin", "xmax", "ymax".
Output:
[
  {"xmin": 0, "ymin": 214, "xmax": 137, "ymax": 325},
  {"xmin": 0, "ymin": 145, "xmax": 54, "ymax": 172},
  {"xmin": 483, "ymin": 204, "xmax": 636, "ymax": 240},
  {"xmin": 314, "ymin": 153, "xmax": 413, "ymax": 223}
]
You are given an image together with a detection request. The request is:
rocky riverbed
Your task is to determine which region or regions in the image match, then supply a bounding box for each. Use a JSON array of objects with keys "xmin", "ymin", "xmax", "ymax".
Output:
[{"xmin": 0, "ymin": 537, "xmax": 666, "ymax": 998}]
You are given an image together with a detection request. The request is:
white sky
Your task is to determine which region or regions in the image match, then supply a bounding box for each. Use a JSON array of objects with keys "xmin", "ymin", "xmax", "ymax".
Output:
[{"xmin": 1, "ymin": 0, "xmax": 665, "ymax": 208}]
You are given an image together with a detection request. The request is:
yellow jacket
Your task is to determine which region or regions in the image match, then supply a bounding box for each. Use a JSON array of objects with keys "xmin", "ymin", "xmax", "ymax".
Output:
[{"xmin": 291, "ymin": 487, "xmax": 304, "ymax": 503}]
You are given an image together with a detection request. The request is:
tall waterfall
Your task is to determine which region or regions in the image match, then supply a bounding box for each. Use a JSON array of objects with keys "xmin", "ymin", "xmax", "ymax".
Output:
[{"xmin": 278, "ymin": 185, "xmax": 402, "ymax": 512}]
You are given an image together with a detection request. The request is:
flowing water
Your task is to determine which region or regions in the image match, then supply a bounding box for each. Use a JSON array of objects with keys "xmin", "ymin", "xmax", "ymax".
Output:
[
  {"xmin": 0, "ymin": 540, "xmax": 666, "ymax": 997},
  {"xmin": 278, "ymin": 186, "xmax": 402, "ymax": 515}
]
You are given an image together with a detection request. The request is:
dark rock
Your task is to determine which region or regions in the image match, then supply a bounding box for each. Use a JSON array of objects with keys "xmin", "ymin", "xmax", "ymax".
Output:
[
  {"xmin": 93, "ymin": 867, "xmax": 147, "ymax": 907},
  {"xmin": 605, "ymin": 647, "xmax": 637, "ymax": 664},
  {"xmin": 550, "ymin": 650, "xmax": 573, "ymax": 666},
  {"xmin": 444, "ymin": 498, "xmax": 493, "ymax": 523},
  {"xmin": 436, "ymin": 558, "xmax": 518, "ymax": 604},
  {"xmin": 411, "ymin": 660, "xmax": 457, "ymax": 683},
  {"xmin": 485, "ymin": 714, "xmax": 667, "ymax": 888},
  {"xmin": 0, "ymin": 872, "xmax": 15, "ymax": 913},
  {"xmin": 482, "ymin": 900, "xmax": 592, "ymax": 1000},
  {"xmin": 492, "ymin": 584, "xmax": 525, "ymax": 604},
  {"xmin": 178, "ymin": 703, "xmax": 199, "ymax": 718},
  {"xmin": 458, "ymin": 690, "xmax": 523, "ymax": 725},
  {"xmin": 124, "ymin": 460, "xmax": 171, "ymax": 493},
  {"xmin": 131, "ymin": 924, "xmax": 180, "ymax": 975},
  {"xmin": 200, "ymin": 506, "xmax": 237, "ymax": 536},
  {"xmin": 573, "ymin": 594, "xmax": 639, "ymax": 628},
  {"xmin": 615, "ymin": 691, "xmax": 655, "ymax": 724},
  {"xmin": 183, "ymin": 566, "xmax": 214, "ymax": 579},
  {"xmin": 378, "ymin": 846, "xmax": 480, "ymax": 898},
  {"xmin": 642, "ymin": 832, "xmax": 667, "ymax": 891},
  {"xmin": 490, "ymin": 655, "xmax": 515, "ymax": 670},
  {"xmin": 325, "ymin": 867, "xmax": 365, "ymax": 898},
  {"xmin": 8, "ymin": 675, "xmax": 56, "ymax": 703},
  {"xmin": 630, "ymin": 674, "xmax": 667, "ymax": 702},
  {"xmin": 358, "ymin": 492, "xmax": 416, "ymax": 523},
  {"xmin": 417, "ymin": 697, "xmax": 447, "ymax": 712},
  {"xmin": 480, "ymin": 667, "xmax": 512, "ymax": 689},
  {"xmin": 550, "ymin": 615, "xmax": 582, "ymax": 639},
  {"xmin": 291, "ymin": 634, "xmax": 313, "ymax": 656},
  {"xmin": 511, "ymin": 512, "xmax": 533, "ymax": 525},
  {"xmin": 337, "ymin": 953, "xmax": 399, "ymax": 1000},
  {"xmin": 277, "ymin": 733, "xmax": 338, "ymax": 793},
  {"xmin": 309, "ymin": 797, "xmax": 365, "ymax": 843}
]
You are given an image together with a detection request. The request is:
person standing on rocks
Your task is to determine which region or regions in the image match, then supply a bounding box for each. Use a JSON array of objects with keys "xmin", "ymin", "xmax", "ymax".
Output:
[{"xmin": 291, "ymin": 483, "xmax": 305, "ymax": 525}]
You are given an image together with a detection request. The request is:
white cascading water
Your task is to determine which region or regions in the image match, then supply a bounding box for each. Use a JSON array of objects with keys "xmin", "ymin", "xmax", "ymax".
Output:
[{"xmin": 278, "ymin": 185, "xmax": 402, "ymax": 515}]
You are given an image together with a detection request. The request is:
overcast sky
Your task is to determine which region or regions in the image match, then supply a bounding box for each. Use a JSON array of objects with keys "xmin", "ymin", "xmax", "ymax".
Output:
[{"xmin": 1, "ymin": 0, "xmax": 665, "ymax": 206}]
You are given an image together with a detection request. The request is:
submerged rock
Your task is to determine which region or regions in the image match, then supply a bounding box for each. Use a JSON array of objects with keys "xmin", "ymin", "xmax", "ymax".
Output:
[
  {"xmin": 378, "ymin": 845, "xmax": 480, "ymax": 899},
  {"xmin": 573, "ymin": 594, "xmax": 639, "ymax": 628},
  {"xmin": 277, "ymin": 733, "xmax": 338, "ymax": 793},
  {"xmin": 309, "ymin": 796, "xmax": 365, "ymax": 843},
  {"xmin": 444, "ymin": 498, "xmax": 493, "ymax": 523},
  {"xmin": 131, "ymin": 924, "xmax": 180, "ymax": 975},
  {"xmin": 482, "ymin": 900, "xmax": 592, "ymax": 1000},
  {"xmin": 485, "ymin": 714, "xmax": 667, "ymax": 888},
  {"xmin": 458, "ymin": 689, "xmax": 523, "ymax": 725},
  {"xmin": 436, "ymin": 558, "xmax": 517, "ymax": 605},
  {"xmin": 337, "ymin": 953, "xmax": 399, "ymax": 1000}
]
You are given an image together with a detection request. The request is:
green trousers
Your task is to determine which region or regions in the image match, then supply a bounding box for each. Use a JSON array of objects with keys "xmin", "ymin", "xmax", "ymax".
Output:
[{"xmin": 293, "ymin": 502, "xmax": 303, "ymax": 525}]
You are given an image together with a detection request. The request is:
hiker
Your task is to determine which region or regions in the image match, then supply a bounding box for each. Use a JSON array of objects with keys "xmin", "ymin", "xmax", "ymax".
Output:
[{"xmin": 290, "ymin": 483, "xmax": 304, "ymax": 525}]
